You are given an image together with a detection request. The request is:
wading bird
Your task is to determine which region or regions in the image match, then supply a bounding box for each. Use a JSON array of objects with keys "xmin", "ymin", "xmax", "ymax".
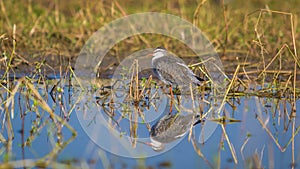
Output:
[{"xmin": 151, "ymin": 47, "xmax": 204, "ymax": 111}]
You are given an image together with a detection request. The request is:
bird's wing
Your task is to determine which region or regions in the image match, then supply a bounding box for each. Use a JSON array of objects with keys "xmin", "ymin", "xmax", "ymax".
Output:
[
  {"xmin": 175, "ymin": 62, "xmax": 202, "ymax": 85},
  {"xmin": 153, "ymin": 54, "xmax": 202, "ymax": 86},
  {"xmin": 176, "ymin": 62, "xmax": 195, "ymax": 76},
  {"xmin": 153, "ymin": 58, "xmax": 177, "ymax": 85}
]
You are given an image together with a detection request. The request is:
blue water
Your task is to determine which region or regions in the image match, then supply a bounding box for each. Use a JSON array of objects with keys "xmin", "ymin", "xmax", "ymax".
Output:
[{"xmin": 1, "ymin": 84, "xmax": 299, "ymax": 169}]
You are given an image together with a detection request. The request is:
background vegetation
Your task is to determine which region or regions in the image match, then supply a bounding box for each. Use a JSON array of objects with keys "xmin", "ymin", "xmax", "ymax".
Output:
[{"xmin": 1, "ymin": 0, "xmax": 299, "ymax": 76}]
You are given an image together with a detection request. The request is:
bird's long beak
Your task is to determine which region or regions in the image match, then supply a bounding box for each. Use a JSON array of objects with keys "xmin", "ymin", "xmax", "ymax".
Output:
[
  {"xmin": 146, "ymin": 53, "xmax": 153, "ymax": 57},
  {"xmin": 137, "ymin": 140, "xmax": 164, "ymax": 151},
  {"xmin": 137, "ymin": 140, "xmax": 152, "ymax": 146}
]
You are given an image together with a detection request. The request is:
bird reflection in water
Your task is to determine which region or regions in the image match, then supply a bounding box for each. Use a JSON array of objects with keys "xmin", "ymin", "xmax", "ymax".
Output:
[{"xmin": 146, "ymin": 112, "xmax": 203, "ymax": 151}]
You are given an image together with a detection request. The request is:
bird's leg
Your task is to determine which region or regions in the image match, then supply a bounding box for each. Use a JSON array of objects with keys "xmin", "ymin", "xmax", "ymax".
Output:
[{"xmin": 169, "ymin": 86, "xmax": 173, "ymax": 114}]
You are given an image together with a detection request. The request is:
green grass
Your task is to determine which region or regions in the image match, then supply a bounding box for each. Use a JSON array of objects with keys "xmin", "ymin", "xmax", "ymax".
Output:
[{"xmin": 1, "ymin": 0, "xmax": 299, "ymax": 56}]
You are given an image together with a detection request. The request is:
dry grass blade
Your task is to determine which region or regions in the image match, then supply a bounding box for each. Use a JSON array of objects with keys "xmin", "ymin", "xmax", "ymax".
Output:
[
  {"xmin": 193, "ymin": 0, "xmax": 207, "ymax": 27},
  {"xmin": 0, "ymin": 132, "xmax": 6, "ymax": 142},
  {"xmin": 132, "ymin": 107, "xmax": 139, "ymax": 148},
  {"xmin": 255, "ymin": 114, "xmax": 283, "ymax": 152},
  {"xmin": 221, "ymin": 124, "xmax": 238, "ymax": 164},
  {"xmin": 240, "ymin": 135, "xmax": 250, "ymax": 161},
  {"xmin": 3, "ymin": 77, "xmax": 24, "ymax": 140},
  {"xmin": 282, "ymin": 122, "xmax": 300, "ymax": 151},
  {"xmin": 69, "ymin": 65, "xmax": 84, "ymax": 90},
  {"xmin": 128, "ymin": 60, "xmax": 136, "ymax": 100},
  {"xmin": 191, "ymin": 134, "xmax": 214, "ymax": 169},
  {"xmin": 188, "ymin": 83, "xmax": 196, "ymax": 142},
  {"xmin": 135, "ymin": 60, "xmax": 139, "ymax": 103},
  {"xmin": 0, "ymin": 0, "xmax": 11, "ymax": 29},
  {"xmin": 67, "ymin": 90, "xmax": 84, "ymax": 117},
  {"xmin": 25, "ymin": 81, "xmax": 55, "ymax": 119},
  {"xmin": 217, "ymin": 64, "xmax": 240, "ymax": 115},
  {"xmin": 291, "ymin": 119, "xmax": 295, "ymax": 168}
]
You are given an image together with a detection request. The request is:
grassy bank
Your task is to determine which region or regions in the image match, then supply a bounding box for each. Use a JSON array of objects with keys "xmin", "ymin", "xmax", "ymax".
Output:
[{"xmin": 1, "ymin": 0, "xmax": 299, "ymax": 57}]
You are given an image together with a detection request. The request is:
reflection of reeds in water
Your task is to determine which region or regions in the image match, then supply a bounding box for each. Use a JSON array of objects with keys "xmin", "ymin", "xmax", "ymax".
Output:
[
  {"xmin": 96, "ymin": 59, "xmax": 155, "ymax": 147},
  {"xmin": 0, "ymin": 75, "xmax": 77, "ymax": 168},
  {"xmin": 253, "ymin": 96, "xmax": 300, "ymax": 168},
  {"xmin": 122, "ymin": 59, "xmax": 152, "ymax": 147}
]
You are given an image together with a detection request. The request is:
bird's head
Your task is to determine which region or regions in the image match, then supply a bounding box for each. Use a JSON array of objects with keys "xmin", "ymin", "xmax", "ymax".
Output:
[
  {"xmin": 151, "ymin": 46, "xmax": 167, "ymax": 60},
  {"xmin": 148, "ymin": 46, "xmax": 167, "ymax": 58}
]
